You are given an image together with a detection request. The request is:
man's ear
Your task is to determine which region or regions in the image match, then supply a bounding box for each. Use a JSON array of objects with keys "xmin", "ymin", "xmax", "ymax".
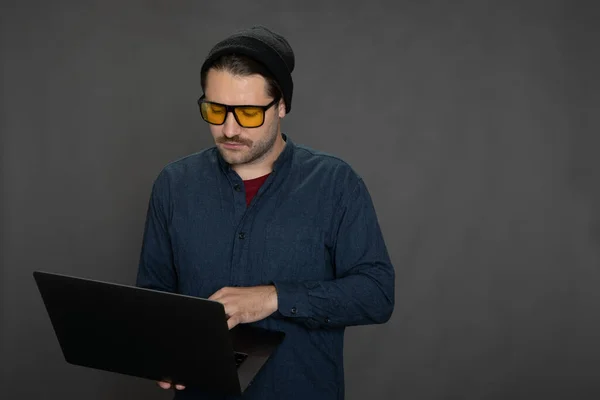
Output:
[{"xmin": 278, "ymin": 100, "xmax": 286, "ymax": 118}]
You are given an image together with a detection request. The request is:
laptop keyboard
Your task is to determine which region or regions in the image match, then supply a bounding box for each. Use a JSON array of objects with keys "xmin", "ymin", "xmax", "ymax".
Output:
[{"xmin": 234, "ymin": 352, "xmax": 248, "ymax": 367}]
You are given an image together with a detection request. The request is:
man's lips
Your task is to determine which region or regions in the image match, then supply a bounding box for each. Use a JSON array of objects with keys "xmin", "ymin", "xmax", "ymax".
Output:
[{"xmin": 221, "ymin": 142, "xmax": 246, "ymax": 149}]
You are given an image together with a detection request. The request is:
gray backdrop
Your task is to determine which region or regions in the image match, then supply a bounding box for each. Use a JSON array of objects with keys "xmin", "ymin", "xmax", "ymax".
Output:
[{"xmin": 2, "ymin": 1, "xmax": 599, "ymax": 399}]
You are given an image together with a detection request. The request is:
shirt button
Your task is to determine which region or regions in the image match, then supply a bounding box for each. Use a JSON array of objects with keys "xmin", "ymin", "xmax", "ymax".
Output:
[
  {"xmin": 291, "ymin": 307, "xmax": 297, "ymax": 315},
  {"xmin": 234, "ymin": 184, "xmax": 241, "ymax": 192},
  {"xmin": 325, "ymin": 317, "xmax": 330, "ymax": 324},
  {"xmin": 238, "ymin": 232, "xmax": 246, "ymax": 239}
]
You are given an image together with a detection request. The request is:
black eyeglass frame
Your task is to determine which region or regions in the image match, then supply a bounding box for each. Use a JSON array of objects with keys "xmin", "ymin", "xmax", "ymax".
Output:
[{"xmin": 197, "ymin": 94, "xmax": 281, "ymax": 128}]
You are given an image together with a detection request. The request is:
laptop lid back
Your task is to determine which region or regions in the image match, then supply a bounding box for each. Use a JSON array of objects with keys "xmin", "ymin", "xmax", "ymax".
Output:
[{"xmin": 33, "ymin": 271, "xmax": 243, "ymax": 395}]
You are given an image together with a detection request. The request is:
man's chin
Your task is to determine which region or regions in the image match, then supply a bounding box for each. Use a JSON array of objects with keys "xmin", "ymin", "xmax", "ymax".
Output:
[{"xmin": 218, "ymin": 149, "xmax": 248, "ymax": 165}]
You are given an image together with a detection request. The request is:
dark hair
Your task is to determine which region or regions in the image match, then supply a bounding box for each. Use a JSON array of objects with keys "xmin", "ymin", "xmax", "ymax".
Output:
[{"xmin": 200, "ymin": 53, "xmax": 283, "ymax": 105}]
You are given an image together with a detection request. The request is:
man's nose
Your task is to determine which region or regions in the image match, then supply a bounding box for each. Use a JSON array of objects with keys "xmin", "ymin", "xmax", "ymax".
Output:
[{"xmin": 222, "ymin": 111, "xmax": 242, "ymax": 137}]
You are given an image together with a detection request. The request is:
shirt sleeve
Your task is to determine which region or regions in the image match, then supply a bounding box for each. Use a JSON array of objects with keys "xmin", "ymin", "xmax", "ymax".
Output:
[
  {"xmin": 272, "ymin": 178, "xmax": 395, "ymax": 329},
  {"xmin": 135, "ymin": 170, "xmax": 178, "ymax": 293}
]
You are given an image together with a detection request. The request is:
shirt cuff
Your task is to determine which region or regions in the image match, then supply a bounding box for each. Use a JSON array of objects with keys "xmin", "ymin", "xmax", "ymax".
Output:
[{"xmin": 271, "ymin": 280, "xmax": 310, "ymax": 318}]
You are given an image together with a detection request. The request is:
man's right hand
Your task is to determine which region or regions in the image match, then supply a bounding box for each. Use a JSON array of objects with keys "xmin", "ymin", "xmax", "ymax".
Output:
[{"xmin": 157, "ymin": 381, "xmax": 186, "ymax": 390}]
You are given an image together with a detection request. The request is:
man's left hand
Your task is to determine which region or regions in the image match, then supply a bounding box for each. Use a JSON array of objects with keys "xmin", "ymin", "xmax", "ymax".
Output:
[{"xmin": 208, "ymin": 285, "xmax": 278, "ymax": 329}]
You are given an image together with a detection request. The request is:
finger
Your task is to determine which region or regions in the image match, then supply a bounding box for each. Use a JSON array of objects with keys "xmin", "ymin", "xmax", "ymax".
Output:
[
  {"xmin": 227, "ymin": 315, "xmax": 240, "ymax": 330},
  {"xmin": 157, "ymin": 381, "xmax": 171, "ymax": 389},
  {"xmin": 208, "ymin": 289, "xmax": 223, "ymax": 301},
  {"xmin": 175, "ymin": 384, "xmax": 186, "ymax": 390},
  {"xmin": 223, "ymin": 302, "xmax": 239, "ymax": 319},
  {"xmin": 208, "ymin": 287, "xmax": 232, "ymax": 301}
]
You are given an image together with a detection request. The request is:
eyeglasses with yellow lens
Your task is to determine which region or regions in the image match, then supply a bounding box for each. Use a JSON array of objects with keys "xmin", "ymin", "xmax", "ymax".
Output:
[{"xmin": 197, "ymin": 95, "xmax": 280, "ymax": 128}]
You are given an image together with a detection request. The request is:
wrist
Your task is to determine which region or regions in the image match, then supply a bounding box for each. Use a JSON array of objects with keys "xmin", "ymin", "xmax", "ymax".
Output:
[{"xmin": 269, "ymin": 284, "xmax": 278, "ymax": 313}]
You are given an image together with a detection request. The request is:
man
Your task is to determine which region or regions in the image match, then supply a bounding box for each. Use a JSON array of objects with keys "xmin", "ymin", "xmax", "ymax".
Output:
[{"xmin": 136, "ymin": 26, "xmax": 395, "ymax": 400}]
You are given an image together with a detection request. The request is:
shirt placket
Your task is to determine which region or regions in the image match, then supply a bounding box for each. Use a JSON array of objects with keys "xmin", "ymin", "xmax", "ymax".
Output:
[{"xmin": 226, "ymin": 168, "xmax": 277, "ymax": 287}]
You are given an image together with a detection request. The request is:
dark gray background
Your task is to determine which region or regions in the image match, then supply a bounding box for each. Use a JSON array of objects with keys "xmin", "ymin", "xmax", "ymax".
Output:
[{"xmin": 2, "ymin": 1, "xmax": 599, "ymax": 399}]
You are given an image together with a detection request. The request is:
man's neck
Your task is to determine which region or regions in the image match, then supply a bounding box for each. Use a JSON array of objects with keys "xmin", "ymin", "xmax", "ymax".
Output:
[{"xmin": 233, "ymin": 134, "xmax": 286, "ymax": 181}]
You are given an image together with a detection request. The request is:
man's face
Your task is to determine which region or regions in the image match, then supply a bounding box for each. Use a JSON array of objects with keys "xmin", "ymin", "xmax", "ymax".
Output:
[{"xmin": 204, "ymin": 69, "xmax": 285, "ymax": 167}]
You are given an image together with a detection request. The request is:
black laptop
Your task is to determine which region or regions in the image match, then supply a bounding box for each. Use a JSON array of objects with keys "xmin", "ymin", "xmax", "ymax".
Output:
[{"xmin": 32, "ymin": 270, "xmax": 285, "ymax": 396}]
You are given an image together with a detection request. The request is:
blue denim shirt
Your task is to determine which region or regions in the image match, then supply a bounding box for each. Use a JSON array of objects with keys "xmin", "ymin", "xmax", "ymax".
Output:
[{"xmin": 136, "ymin": 134, "xmax": 395, "ymax": 399}]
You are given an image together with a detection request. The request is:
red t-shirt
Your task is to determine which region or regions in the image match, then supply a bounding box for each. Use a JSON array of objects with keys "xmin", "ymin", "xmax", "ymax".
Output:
[{"xmin": 243, "ymin": 173, "xmax": 271, "ymax": 206}]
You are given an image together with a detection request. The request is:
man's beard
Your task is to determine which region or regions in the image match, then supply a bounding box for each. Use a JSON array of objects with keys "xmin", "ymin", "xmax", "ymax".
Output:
[{"xmin": 217, "ymin": 125, "xmax": 279, "ymax": 166}]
